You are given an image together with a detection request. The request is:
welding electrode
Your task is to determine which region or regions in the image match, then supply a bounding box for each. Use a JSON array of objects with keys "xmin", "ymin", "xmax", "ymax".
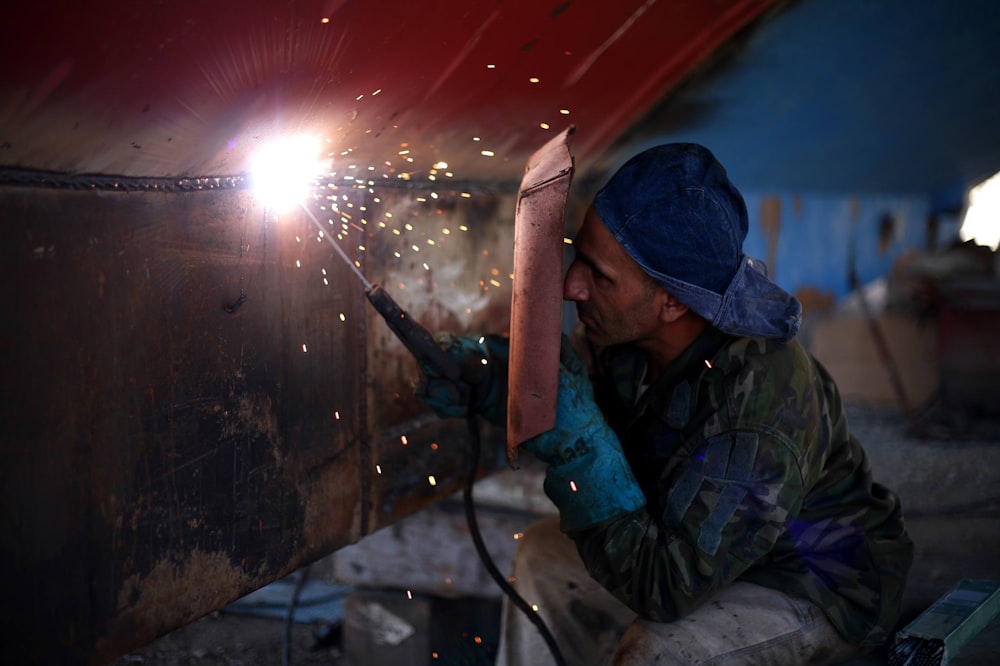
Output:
[
  {"xmin": 303, "ymin": 205, "xmax": 567, "ymax": 666},
  {"xmin": 302, "ymin": 205, "xmax": 460, "ymax": 381}
]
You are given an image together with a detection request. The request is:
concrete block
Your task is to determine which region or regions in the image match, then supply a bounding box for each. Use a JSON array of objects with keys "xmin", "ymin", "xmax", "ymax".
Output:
[{"xmin": 344, "ymin": 589, "xmax": 431, "ymax": 666}]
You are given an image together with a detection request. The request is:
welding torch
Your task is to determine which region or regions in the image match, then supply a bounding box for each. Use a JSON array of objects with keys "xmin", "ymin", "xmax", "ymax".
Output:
[
  {"xmin": 302, "ymin": 205, "xmax": 567, "ymax": 666},
  {"xmin": 302, "ymin": 206, "xmax": 460, "ymax": 381},
  {"xmin": 365, "ymin": 284, "xmax": 461, "ymax": 381}
]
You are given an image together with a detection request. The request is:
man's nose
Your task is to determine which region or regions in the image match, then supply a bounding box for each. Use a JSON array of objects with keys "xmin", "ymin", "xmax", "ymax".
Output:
[{"xmin": 563, "ymin": 260, "xmax": 589, "ymax": 302}]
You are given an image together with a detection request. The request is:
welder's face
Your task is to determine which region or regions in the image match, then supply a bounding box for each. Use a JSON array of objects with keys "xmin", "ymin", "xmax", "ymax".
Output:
[{"xmin": 563, "ymin": 208, "xmax": 663, "ymax": 348}]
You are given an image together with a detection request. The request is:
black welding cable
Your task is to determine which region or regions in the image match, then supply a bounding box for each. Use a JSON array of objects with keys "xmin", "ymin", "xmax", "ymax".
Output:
[
  {"xmin": 463, "ymin": 414, "xmax": 568, "ymax": 666},
  {"xmin": 282, "ymin": 564, "xmax": 311, "ymax": 666}
]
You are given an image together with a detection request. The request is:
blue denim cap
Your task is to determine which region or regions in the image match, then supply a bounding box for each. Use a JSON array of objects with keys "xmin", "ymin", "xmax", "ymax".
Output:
[{"xmin": 593, "ymin": 143, "xmax": 801, "ymax": 342}]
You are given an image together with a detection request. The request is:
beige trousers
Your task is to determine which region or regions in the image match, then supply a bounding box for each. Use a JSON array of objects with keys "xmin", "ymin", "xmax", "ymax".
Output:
[{"xmin": 496, "ymin": 517, "xmax": 864, "ymax": 666}]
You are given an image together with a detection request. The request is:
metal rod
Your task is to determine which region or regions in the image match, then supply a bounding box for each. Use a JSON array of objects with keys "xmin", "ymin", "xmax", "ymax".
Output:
[{"xmin": 300, "ymin": 203, "xmax": 373, "ymax": 291}]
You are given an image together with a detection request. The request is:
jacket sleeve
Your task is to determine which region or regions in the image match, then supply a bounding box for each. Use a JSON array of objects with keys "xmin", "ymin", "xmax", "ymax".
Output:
[{"xmin": 571, "ymin": 427, "xmax": 806, "ymax": 621}]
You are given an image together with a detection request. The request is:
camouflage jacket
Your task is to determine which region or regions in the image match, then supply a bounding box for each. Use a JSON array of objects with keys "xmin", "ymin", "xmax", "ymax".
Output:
[{"xmin": 574, "ymin": 326, "xmax": 914, "ymax": 647}]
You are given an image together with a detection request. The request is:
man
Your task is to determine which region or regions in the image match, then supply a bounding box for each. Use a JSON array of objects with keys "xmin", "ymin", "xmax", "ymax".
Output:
[{"xmin": 420, "ymin": 144, "xmax": 913, "ymax": 664}]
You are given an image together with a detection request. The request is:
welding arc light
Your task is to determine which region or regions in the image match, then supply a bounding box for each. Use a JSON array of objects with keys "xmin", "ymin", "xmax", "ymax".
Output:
[{"xmin": 250, "ymin": 135, "xmax": 326, "ymax": 212}]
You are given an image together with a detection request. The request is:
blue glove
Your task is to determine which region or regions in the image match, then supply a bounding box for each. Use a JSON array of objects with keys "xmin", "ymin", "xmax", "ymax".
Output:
[
  {"xmin": 523, "ymin": 343, "xmax": 647, "ymax": 532},
  {"xmin": 417, "ymin": 333, "xmax": 509, "ymax": 426}
]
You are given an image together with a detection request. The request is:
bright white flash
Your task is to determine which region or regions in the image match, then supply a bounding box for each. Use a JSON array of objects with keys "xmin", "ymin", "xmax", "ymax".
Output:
[
  {"xmin": 961, "ymin": 170, "xmax": 1000, "ymax": 250},
  {"xmin": 251, "ymin": 135, "xmax": 326, "ymax": 212}
]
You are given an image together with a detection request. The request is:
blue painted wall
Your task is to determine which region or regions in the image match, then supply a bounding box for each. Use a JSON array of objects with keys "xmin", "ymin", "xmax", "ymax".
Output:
[
  {"xmin": 742, "ymin": 191, "xmax": 937, "ymax": 301},
  {"xmin": 596, "ymin": 0, "xmax": 999, "ymax": 303}
]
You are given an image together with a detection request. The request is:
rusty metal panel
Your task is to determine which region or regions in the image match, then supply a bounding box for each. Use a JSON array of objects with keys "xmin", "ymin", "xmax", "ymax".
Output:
[{"xmin": 0, "ymin": 183, "xmax": 510, "ymax": 664}]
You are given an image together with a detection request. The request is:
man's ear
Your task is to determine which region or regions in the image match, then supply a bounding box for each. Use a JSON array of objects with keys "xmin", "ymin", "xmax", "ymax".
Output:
[{"xmin": 658, "ymin": 291, "xmax": 689, "ymax": 323}]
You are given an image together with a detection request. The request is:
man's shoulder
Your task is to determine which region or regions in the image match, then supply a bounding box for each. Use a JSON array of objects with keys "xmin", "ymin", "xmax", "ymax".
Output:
[
  {"xmin": 705, "ymin": 336, "xmax": 821, "ymax": 430},
  {"xmin": 713, "ymin": 335, "xmax": 811, "ymax": 382}
]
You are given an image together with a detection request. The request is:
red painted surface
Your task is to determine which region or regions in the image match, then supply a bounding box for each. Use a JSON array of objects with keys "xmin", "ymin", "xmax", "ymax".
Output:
[{"xmin": 1, "ymin": 0, "xmax": 775, "ymax": 182}]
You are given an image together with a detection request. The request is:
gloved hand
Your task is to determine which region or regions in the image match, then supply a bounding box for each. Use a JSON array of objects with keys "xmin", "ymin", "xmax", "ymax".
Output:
[
  {"xmin": 417, "ymin": 333, "xmax": 509, "ymax": 427},
  {"xmin": 523, "ymin": 343, "xmax": 646, "ymax": 532}
]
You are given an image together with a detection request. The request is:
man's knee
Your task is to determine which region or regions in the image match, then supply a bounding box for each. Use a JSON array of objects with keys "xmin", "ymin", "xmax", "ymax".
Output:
[
  {"xmin": 512, "ymin": 516, "xmax": 564, "ymax": 567},
  {"xmin": 612, "ymin": 619, "xmax": 690, "ymax": 666}
]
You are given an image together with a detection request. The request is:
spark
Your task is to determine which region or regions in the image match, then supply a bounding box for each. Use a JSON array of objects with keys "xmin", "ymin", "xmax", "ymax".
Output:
[
  {"xmin": 563, "ymin": 237, "xmax": 573, "ymax": 244},
  {"xmin": 540, "ymin": 122, "xmax": 550, "ymax": 130},
  {"xmin": 302, "ymin": 344, "xmax": 308, "ymax": 352},
  {"xmin": 560, "ymin": 109, "xmax": 570, "ymax": 115},
  {"xmin": 406, "ymin": 590, "xmax": 413, "ymax": 600},
  {"xmin": 339, "ymin": 313, "xmax": 346, "ymax": 321},
  {"xmin": 529, "ymin": 77, "xmax": 540, "ymax": 83},
  {"xmin": 334, "ymin": 411, "xmax": 341, "ymax": 420},
  {"xmin": 376, "ymin": 464, "xmax": 382, "ymax": 474},
  {"xmin": 401, "ymin": 435, "xmax": 408, "ymax": 445},
  {"xmin": 569, "ymin": 480, "xmax": 578, "ymax": 492},
  {"xmin": 480, "ymin": 150, "xmax": 495, "ymax": 157},
  {"xmin": 704, "ymin": 359, "xmax": 713, "ymax": 368},
  {"xmin": 513, "ymin": 532, "xmax": 524, "ymax": 540},
  {"xmin": 428, "ymin": 475, "xmax": 437, "ymax": 486},
  {"xmin": 531, "ymin": 604, "xmax": 539, "ymax": 612}
]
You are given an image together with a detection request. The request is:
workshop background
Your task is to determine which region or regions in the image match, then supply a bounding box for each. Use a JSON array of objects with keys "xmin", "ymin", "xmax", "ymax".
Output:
[{"xmin": 2, "ymin": 0, "xmax": 998, "ymax": 664}]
